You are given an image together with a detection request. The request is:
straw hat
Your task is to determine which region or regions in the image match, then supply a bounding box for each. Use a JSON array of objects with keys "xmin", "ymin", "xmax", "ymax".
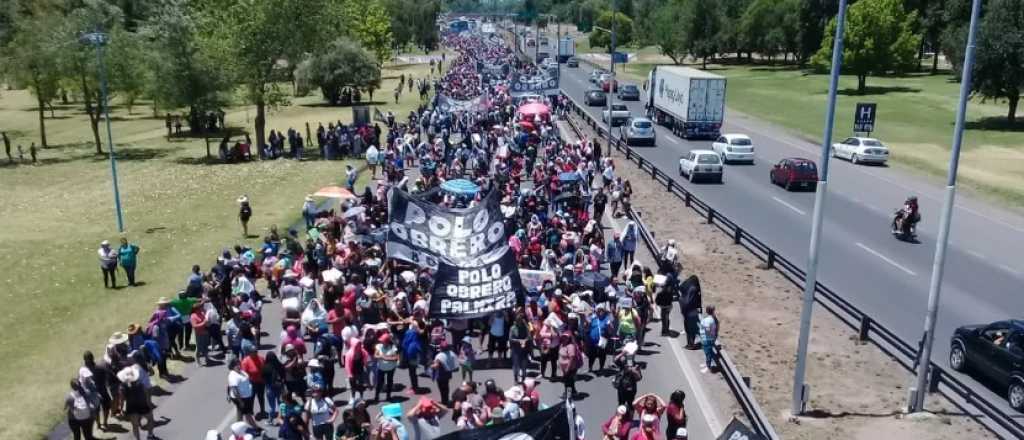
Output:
[
  {"xmin": 155, "ymin": 297, "xmax": 171, "ymax": 306},
  {"xmin": 305, "ymin": 195, "xmax": 314, "ymax": 202},
  {"xmin": 116, "ymin": 366, "xmax": 140, "ymax": 384},
  {"xmin": 126, "ymin": 323, "xmax": 142, "ymax": 335},
  {"xmin": 108, "ymin": 332, "xmax": 129, "ymax": 346},
  {"xmin": 237, "ymin": 195, "xmax": 249, "ymax": 204}
]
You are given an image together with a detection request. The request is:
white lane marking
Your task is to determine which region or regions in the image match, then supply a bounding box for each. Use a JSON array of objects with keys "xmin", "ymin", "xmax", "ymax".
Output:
[
  {"xmin": 999, "ymin": 264, "xmax": 1021, "ymax": 276},
  {"xmin": 726, "ymin": 116, "xmax": 1024, "ymax": 234},
  {"xmin": 772, "ymin": 196, "xmax": 806, "ymax": 216},
  {"xmin": 966, "ymin": 249, "xmax": 987, "ymax": 260},
  {"xmin": 855, "ymin": 242, "xmax": 917, "ymax": 276},
  {"xmin": 668, "ymin": 332, "xmax": 725, "ymax": 436},
  {"xmin": 602, "ymin": 211, "xmax": 723, "ymax": 435}
]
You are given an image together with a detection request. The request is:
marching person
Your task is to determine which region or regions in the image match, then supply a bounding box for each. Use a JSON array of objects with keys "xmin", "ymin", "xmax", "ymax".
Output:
[
  {"xmin": 699, "ymin": 305, "xmax": 719, "ymax": 373},
  {"xmin": 238, "ymin": 195, "xmax": 253, "ymax": 237},
  {"xmin": 678, "ymin": 275, "xmax": 703, "ymax": 350}
]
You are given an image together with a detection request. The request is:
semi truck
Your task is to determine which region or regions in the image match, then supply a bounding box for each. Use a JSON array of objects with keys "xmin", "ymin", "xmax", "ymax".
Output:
[
  {"xmin": 557, "ymin": 36, "xmax": 575, "ymax": 63},
  {"xmin": 645, "ymin": 66, "xmax": 726, "ymax": 139}
]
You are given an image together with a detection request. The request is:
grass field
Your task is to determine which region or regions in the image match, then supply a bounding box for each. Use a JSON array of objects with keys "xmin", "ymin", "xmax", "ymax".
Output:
[
  {"xmin": 0, "ymin": 58, "xmax": 437, "ymax": 440},
  {"xmin": 607, "ymin": 58, "xmax": 1024, "ymax": 206}
]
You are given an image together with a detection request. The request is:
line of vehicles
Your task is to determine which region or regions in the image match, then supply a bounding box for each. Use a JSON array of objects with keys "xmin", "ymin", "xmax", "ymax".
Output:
[{"xmin": 571, "ymin": 62, "xmax": 1024, "ymax": 414}]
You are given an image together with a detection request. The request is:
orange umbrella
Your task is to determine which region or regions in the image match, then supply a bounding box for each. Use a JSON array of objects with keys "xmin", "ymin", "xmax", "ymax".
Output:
[{"xmin": 313, "ymin": 186, "xmax": 356, "ymax": 199}]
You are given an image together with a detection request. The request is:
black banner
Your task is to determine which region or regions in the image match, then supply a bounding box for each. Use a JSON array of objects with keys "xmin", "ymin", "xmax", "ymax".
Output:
[
  {"xmin": 435, "ymin": 402, "xmax": 572, "ymax": 440},
  {"xmin": 387, "ymin": 189, "xmax": 506, "ymax": 268},
  {"xmin": 716, "ymin": 418, "xmax": 765, "ymax": 440},
  {"xmin": 430, "ymin": 248, "xmax": 524, "ymax": 319}
]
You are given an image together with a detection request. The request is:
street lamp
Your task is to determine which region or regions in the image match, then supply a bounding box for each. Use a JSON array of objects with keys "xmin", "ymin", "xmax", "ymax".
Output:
[{"xmin": 80, "ymin": 31, "xmax": 125, "ymax": 233}]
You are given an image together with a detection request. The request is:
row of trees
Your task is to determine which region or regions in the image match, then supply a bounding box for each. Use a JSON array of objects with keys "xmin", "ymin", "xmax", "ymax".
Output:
[
  {"xmin": 1, "ymin": 0, "xmax": 441, "ymax": 152},
  {"xmin": 534, "ymin": 0, "xmax": 1021, "ymax": 122}
]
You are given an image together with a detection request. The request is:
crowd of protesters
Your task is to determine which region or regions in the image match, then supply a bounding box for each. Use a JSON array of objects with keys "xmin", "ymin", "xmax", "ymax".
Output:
[{"xmin": 69, "ymin": 28, "xmax": 720, "ymax": 440}]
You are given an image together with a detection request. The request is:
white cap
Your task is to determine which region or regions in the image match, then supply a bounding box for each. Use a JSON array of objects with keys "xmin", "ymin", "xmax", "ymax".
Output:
[
  {"xmin": 675, "ymin": 428, "xmax": 688, "ymax": 438},
  {"xmin": 617, "ymin": 405, "xmax": 627, "ymax": 415},
  {"xmin": 642, "ymin": 414, "xmax": 657, "ymax": 424}
]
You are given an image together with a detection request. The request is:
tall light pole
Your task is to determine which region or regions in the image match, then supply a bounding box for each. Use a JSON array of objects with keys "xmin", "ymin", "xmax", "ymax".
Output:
[
  {"xmin": 909, "ymin": 0, "xmax": 982, "ymax": 413},
  {"xmin": 81, "ymin": 31, "xmax": 125, "ymax": 233},
  {"xmin": 791, "ymin": 0, "xmax": 847, "ymax": 415}
]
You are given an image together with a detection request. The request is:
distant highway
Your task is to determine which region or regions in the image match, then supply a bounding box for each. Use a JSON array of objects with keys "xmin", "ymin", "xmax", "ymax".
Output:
[{"xmin": 558, "ymin": 58, "xmax": 1024, "ymax": 414}]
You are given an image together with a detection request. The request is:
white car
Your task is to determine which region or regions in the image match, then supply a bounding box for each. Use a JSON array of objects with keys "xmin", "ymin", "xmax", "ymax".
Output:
[
  {"xmin": 711, "ymin": 134, "xmax": 755, "ymax": 164},
  {"xmin": 832, "ymin": 137, "xmax": 890, "ymax": 165},
  {"xmin": 602, "ymin": 104, "xmax": 631, "ymax": 126},
  {"xmin": 678, "ymin": 149, "xmax": 724, "ymax": 183}
]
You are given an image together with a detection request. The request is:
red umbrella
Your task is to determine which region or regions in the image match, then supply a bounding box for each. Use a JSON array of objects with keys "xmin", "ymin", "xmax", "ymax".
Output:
[
  {"xmin": 517, "ymin": 102, "xmax": 550, "ymax": 117},
  {"xmin": 519, "ymin": 120, "xmax": 536, "ymax": 131}
]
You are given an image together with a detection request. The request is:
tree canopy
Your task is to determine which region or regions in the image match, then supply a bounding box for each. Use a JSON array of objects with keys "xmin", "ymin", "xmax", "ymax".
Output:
[
  {"xmin": 295, "ymin": 38, "xmax": 383, "ymax": 105},
  {"xmin": 588, "ymin": 11, "xmax": 633, "ymax": 50},
  {"xmin": 812, "ymin": 0, "xmax": 921, "ymax": 93},
  {"xmin": 971, "ymin": 0, "xmax": 1023, "ymax": 123}
]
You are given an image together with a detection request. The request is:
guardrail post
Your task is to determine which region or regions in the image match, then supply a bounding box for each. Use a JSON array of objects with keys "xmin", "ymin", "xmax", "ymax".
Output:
[
  {"xmin": 734, "ymin": 228, "xmax": 743, "ymax": 244},
  {"xmin": 651, "ymin": 163, "xmax": 657, "ymax": 178},
  {"xmin": 707, "ymin": 208, "xmax": 715, "ymax": 224},
  {"xmin": 928, "ymin": 366, "xmax": 941, "ymax": 393},
  {"xmin": 625, "ymin": 148, "xmax": 631, "ymax": 160},
  {"xmin": 742, "ymin": 376, "xmax": 752, "ymax": 389},
  {"xmin": 766, "ymin": 250, "xmax": 775, "ymax": 268},
  {"xmin": 684, "ymin": 192, "xmax": 691, "ymax": 207},
  {"xmin": 858, "ymin": 317, "xmax": 872, "ymax": 342},
  {"xmin": 667, "ymin": 177, "xmax": 673, "ymax": 191}
]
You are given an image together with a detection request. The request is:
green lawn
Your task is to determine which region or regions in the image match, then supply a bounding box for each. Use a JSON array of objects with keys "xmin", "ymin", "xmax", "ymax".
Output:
[
  {"xmin": 615, "ymin": 60, "xmax": 1024, "ymax": 206},
  {"xmin": 0, "ymin": 60, "xmax": 434, "ymax": 440}
]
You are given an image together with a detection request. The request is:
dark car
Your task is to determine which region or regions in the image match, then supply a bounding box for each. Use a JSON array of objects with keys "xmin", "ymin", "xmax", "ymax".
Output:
[
  {"xmin": 770, "ymin": 158, "xmax": 818, "ymax": 191},
  {"xmin": 584, "ymin": 89, "xmax": 607, "ymax": 106},
  {"xmin": 950, "ymin": 319, "xmax": 1024, "ymax": 410},
  {"xmin": 567, "ymin": 57, "xmax": 579, "ymax": 68},
  {"xmin": 617, "ymin": 84, "xmax": 640, "ymax": 101}
]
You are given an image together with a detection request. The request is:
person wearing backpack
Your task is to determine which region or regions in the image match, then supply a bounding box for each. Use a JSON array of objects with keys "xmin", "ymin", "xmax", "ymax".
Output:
[
  {"xmin": 304, "ymin": 385, "xmax": 338, "ymax": 440},
  {"xmin": 613, "ymin": 360, "xmax": 642, "ymax": 408},
  {"xmin": 65, "ymin": 379, "xmax": 98, "ymax": 440}
]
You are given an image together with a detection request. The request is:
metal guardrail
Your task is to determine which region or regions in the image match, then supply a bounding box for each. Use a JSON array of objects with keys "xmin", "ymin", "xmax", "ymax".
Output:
[
  {"xmin": 558, "ymin": 92, "xmax": 1024, "ymax": 440},
  {"xmin": 559, "ymin": 104, "xmax": 781, "ymax": 440}
]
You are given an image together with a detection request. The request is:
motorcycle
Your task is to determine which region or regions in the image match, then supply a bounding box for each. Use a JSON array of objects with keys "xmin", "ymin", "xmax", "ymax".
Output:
[{"xmin": 892, "ymin": 209, "xmax": 919, "ymax": 241}]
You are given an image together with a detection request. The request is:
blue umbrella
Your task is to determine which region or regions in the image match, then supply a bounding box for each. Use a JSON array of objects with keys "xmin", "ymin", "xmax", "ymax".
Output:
[
  {"xmin": 441, "ymin": 178, "xmax": 480, "ymax": 196},
  {"xmin": 558, "ymin": 172, "xmax": 581, "ymax": 182}
]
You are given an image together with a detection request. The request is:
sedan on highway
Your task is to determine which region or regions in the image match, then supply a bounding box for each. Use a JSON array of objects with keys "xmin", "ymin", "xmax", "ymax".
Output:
[
  {"xmin": 620, "ymin": 117, "xmax": 656, "ymax": 146},
  {"xmin": 602, "ymin": 104, "xmax": 631, "ymax": 126},
  {"xmin": 584, "ymin": 89, "xmax": 607, "ymax": 106},
  {"xmin": 950, "ymin": 319, "xmax": 1024, "ymax": 410},
  {"xmin": 589, "ymin": 69, "xmax": 608, "ymax": 83},
  {"xmin": 770, "ymin": 158, "xmax": 818, "ymax": 191},
  {"xmin": 711, "ymin": 133, "xmax": 756, "ymax": 164},
  {"xmin": 832, "ymin": 137, "xmax": 890, "ymax": 165},
  {"xmin": 567, "ymin": 57, "xmax": 579, "ymax": 68},
  {"xmin": 617, "ymin": 84, "xmax": 640, "ymax": 101},
  {"xmin": 679, "ymin": 149, "xmax": 724, "ymax": 183},
  {"xmin": 600, "ymin": 74, "xmax": 618, "ymax": 92}
]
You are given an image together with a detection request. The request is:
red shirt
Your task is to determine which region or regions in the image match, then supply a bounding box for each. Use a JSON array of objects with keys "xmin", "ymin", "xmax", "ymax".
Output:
[
  {"xmin": 328, "ymin": 309, "xmax": 345, "ymax": 336},
  {"xmin": 241, "ymin": 354, "xmax": 265, "ymax": 384},
  {"xmin": 630, "ymin": 429, "xmax": 660, "ymax": 440},
  {"xmin": 190, "ymin": 311, "xmax": 208, "ymax": 335}
]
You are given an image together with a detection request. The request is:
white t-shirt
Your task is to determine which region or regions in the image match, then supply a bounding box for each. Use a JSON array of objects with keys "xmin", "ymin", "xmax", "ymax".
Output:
[
  {"xmin": 305, "ymin": 397, "xmax": 335, "ymax": 426},
  {"xmin": 228, "ymin": 370, "xmax": 253, "ymax": 399}
]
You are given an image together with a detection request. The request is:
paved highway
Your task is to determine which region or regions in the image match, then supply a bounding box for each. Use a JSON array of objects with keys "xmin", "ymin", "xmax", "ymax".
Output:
[{"xmin": 558, "ymin": 59, "xmax": 1024, "ymax": 413}]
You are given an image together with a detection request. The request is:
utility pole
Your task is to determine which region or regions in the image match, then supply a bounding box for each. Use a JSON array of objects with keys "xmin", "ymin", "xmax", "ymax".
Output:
[
  {"xmin": 534, "ymin": 16, "xmax": 539, "ymax": 64},
  {"xmin": 82, "ymin": 31, "xmax": 125, "ymax": 233},
  {"xmin": 909, "ymin": 0, "xmax": 982, "ymax": 413},
  {"xmin": 607, "ymin": 0, "xmax": 616, "ymax": 158},
  {"xmin": 791, "ymin": 0, "xmax": 847, "ymax": 415}
]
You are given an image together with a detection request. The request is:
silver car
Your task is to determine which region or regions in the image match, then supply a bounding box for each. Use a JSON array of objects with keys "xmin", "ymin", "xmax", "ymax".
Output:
[{"xmin": 620, "ymin": 117, "xmax": 656, "ymax": 146}]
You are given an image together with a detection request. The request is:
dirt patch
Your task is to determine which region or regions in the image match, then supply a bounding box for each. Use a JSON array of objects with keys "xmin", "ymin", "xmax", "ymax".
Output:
[{"xmin": 571, "ymin": 119, "xmax": 988, "ymax": 439}]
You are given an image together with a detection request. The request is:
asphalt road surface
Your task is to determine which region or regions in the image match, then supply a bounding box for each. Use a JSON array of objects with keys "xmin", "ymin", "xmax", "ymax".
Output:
[
  {"xmin": 112, "ymin": 184, "xmax": 722, "ymax": 440},
  {"xmin": 558, "ymin": 59, "xmax": 1024, "ymax": 414}
]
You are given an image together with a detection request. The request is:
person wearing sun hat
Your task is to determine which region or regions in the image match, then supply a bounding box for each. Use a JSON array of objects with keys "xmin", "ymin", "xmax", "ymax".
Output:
[
  {"xmin": 98, "ymin": 240, "xmax": 118, "ymax": 289},
  {"xmin": 601, "ymin": 405, "xmax": 632, "ymax": 440},
  {"xmin": 302, "ymin": 195, "xmax": 318, "ymax": 229},
  {"xmin": 117, "ymin": 365, "xmax": 156, "ymax": 440},
  {"xmin": 237, "ymin": 195, "xmax": 252, "ymax": 237}
]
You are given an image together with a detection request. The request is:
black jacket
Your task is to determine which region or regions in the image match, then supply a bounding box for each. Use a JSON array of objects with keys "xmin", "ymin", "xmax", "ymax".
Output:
[{"xmin": 677, "ymin": 275, "xmax": 702, "ymax": 313}]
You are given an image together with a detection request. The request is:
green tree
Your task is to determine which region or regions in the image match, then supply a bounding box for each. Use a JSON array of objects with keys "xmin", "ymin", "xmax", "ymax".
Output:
[
  {"xmin": 718, "ymin": 0, "xmax": 753, "ymax": 61},
  {"xmin": 741, "ymin": 0, "xmax": 800, "ymax": 63},
  {"xmin": 294, "ymin": 38, "xmax": 382, "ymax": 105},
  {"xmin": 57, "ymin": 0, "xmax": 125, "ymax": 154},
  {"xmin": 340, "ymin": 0, "xmax": 394, "ymax": 66},
  {"xmin": 588, "ymin": 11, "xmax": 633, "ymax": 50},
  {"xmin": 971, "ymin": 0, "xmax": 1023, "ymax": 124},
  {"xmin": 687, "ymin": 0, "xmax": 723, "ymax": 69},
  {"xmin": 105, "ymin": 27, "xmax": 147, "ymax": 114},
  {"xmin": 812, "ymin": 0, "xmax": 921, "ymax": 93},
  {"xmin": 647, "ymin": 0, "xmax": 692, "ymax": 64},
  {"xmin": 140, "ymin": 0, "xmax": 230, "ymax": 124},
  {"xmin": 920, "ymin": 0, "xmax": 946, "ymax": 73},
  {"xmin": 198, "ymin": 0, "xmax": 327, "ymax": 150},
  {"xmin": 797, "ymin": 0, "xmax": 840, "ymax": 65},
  {"xmin": 4, "ymin": 14, "xmax": 64, "ymax": 147}
]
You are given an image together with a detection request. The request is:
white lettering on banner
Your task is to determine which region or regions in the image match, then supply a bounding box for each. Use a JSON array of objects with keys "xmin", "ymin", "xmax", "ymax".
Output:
[
  {"xmin": 438, "ymin": 291, "xmax": 516, "ymax": 315},
  {"xmin": 405, "ymin": 202, "xmax": 427, "ymax": 224},
  {"xmin": 391, "ymin": 223, "xmax": 408, "ymax": 240},
  {"xmin": 390, "ymin": 220, "xmax": 505, "ymax": 262},
  {"xmin": 469, "ymin": 232, "xmax": 488, "ymax": 254},
  {"xmin": 410, "ymin": 229, "xmax": 429, "ymax": 248},
  {"xmin": 429, "ymin": 216, "xmax": 452, "ymax": 237}
]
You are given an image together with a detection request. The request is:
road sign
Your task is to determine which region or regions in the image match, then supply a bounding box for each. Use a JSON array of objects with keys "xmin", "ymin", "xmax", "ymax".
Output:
[
  {"xmin": 854, "ymin": 102, "xmax": 877, "ymax": 133},
  {"xmin": 611, "ymin": 51, "xmax": 629, "ymax": 64}
]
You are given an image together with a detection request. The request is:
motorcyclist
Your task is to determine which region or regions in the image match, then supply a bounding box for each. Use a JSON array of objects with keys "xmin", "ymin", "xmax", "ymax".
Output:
[{"xmin": 892, "ymin": 196, "xmax": 920, "ymax": 234}]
